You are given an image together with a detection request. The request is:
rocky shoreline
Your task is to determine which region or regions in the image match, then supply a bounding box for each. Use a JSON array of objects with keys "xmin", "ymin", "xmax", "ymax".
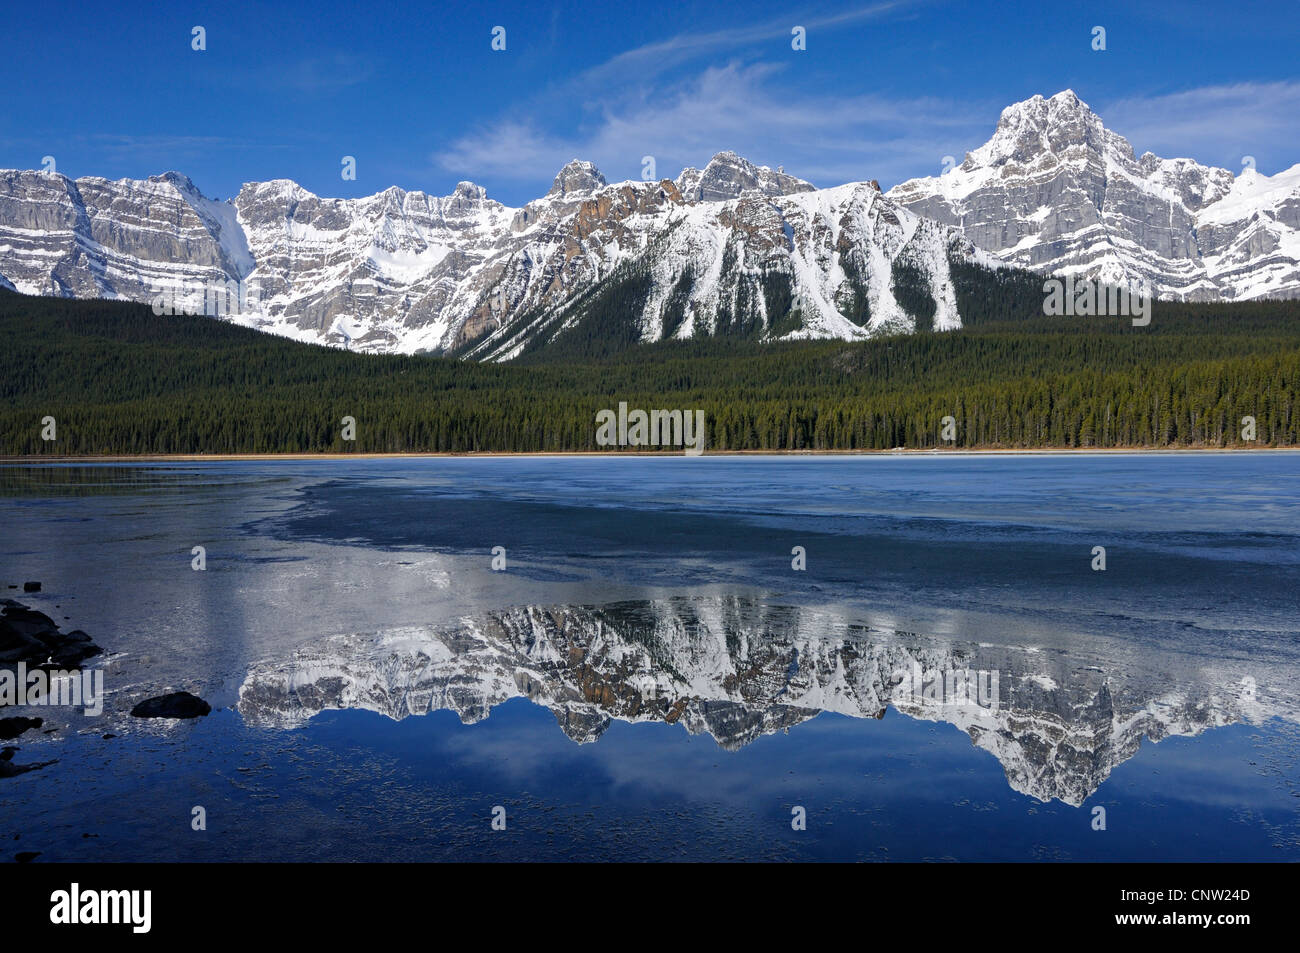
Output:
[
  {"xmin": 1, "ymin": 597, "xmax": 103, "ymax": 669},
  {"xmin": 2, "ymin": 588, "xmax": 216, "ymax": 861}
]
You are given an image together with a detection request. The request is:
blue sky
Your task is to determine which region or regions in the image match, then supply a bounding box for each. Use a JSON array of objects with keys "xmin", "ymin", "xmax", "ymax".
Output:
[{"xmin": 2, "ymin": 0, "xmax": 1297, "ymax": 205}]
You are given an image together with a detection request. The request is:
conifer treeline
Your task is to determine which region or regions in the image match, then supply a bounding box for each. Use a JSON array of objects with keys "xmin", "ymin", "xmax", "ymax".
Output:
[{"xmin": 1, "ymin": 289, "xmax": 1297, "ymax": 454}]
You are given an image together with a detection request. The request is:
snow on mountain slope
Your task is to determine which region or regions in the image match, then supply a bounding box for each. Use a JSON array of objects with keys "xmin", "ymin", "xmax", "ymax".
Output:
[
  {"xmin": 887, "ymin": 90, "xmax": 1300, "ymax": 300},
  {"xmin": 227, "ymin": 176, "xmax": 518, "ymax": 351},
  {"xmin": 459, "ymin": 176, "xmax": 980, "ymax": 360},
  {"xmin": 1195, "ymin": 164, "xmax": 1300, "ymax": 299}
]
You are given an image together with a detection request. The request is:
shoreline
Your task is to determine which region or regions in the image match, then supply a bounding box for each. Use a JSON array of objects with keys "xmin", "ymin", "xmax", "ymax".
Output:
[{"xmin": 1, "ymin": 447, "xmax": 1296, "ymax": 462}]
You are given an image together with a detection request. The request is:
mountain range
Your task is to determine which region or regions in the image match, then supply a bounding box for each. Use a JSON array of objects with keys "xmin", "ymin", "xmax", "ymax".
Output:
[{"xmin": 2, "ymin": 90, "xmax": 1297, "ymax": 358}]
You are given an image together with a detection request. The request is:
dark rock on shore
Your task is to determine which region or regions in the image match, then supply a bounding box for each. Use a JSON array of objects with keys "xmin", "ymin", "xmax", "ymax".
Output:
[
  {"xmin": 0, "ymin": 601, "xmax": 102, "ymax": 668},
  {"xmin": 130, "ymin": 692, "xmax": 211, "ymax": 719},
  {"xmin": 0, "ymin": 746, "xmax": 57, "ymax": 778},
  {"xmin": 0, "ymin": 716, "xmax": 43, "ymax": 740}
]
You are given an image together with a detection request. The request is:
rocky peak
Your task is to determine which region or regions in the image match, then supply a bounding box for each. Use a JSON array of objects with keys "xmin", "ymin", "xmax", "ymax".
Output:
[
  {"xmin": 149, "ymin": 171, "xmax": 199, "ymax": 194},
  {"xmin": 442, "ymin": 180, "xmax": 491, "ymax": 214},
  {"xmin": 690, "ymin": 151, "xmax": 813, "ymax": 202},
  {"xmin": 967, "ymin": 89, "xmax": 1114, "ymax": 169},
  {"xmin": 452, "ymin": 180, "xmax": 486, "ymax": 201},
  {"xmin": 548, "ymin": 160, "xmax": 606, "ymax": 197}
]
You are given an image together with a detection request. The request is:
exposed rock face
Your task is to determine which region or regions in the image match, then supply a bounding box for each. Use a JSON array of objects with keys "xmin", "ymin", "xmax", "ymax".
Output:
[
  {"xmin": 236, "ymin": 597, "xmax": 1291, "ymax": 805},
  {"xmin": 0, "ymin": 170, "xmax": 250, "ymax": 305},
  {"xmin": 887, "ymin": 90, "xmax": 1300, "ymax": 300},
  {"xmin": 548, "ymin": 159, "xmax": 607, "ymax": 197}
]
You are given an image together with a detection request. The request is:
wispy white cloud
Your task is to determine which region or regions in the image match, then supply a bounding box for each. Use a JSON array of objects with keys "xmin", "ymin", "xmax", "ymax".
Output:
[
  {"xmin": 86, "ymin": 133, "xmax": 235, "ymax": 158},
  {"xmin": 436, "ymin": 60, "xmax": 992, "ymax": 193},
  {"xmin": 1100, "ymin": 82, "xmax": 1300, "ymax": 174},
  {"xmin": 434, "ymin": 120, "xmax": 578, "ymax": 185},
  {"xmin": 432, "ymin": 3, "xmax": 983, "ymax": 194},
  {"xmin": 581, "ymin": 1, "xmax": 910, "ymax": 84},
  {"xmin": 211, "ymin": 52, "xmax": 376, "ymax": 95},
  {"xmin": 279, "ymin": 53, "xmax": 375, "ymax": 93}
]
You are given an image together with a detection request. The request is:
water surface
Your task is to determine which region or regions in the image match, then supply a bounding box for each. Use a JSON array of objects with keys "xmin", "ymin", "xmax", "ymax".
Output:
[{"xmin": 2, "ymin": 454, "xmax": 1297, "ymax": 861}]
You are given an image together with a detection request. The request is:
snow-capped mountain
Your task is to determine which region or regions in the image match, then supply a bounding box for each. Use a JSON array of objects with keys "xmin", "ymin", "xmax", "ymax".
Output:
[
  {"xmin": 3, "ymin": 90, "xmax": 1298, "ymax": 357},
  {"xmin": 888, "ymin": 90, "xmax": 1300, "ymax": 300},
  {"xmin": 0, "ymin": 153, "xmax": 985, "ymax": 357},
  {"xmin": 236, "ymin": 596, "xmax": 1293, "ymax": 805}
]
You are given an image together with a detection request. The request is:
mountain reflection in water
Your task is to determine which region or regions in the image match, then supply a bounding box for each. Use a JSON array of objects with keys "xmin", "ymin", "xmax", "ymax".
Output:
[{"xmin": 237, "ymin": 596, "xmax": 1288, "ymax": 806}]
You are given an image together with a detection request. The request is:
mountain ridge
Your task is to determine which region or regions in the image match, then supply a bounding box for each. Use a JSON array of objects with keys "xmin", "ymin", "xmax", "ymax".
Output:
[
  {"xmin": 3, "ymin": 90, "xmax": 1298, "ymax": 358},
  {"xmin": 0, "ymin": 152, "xmax": 984, "ymax": 358}
]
